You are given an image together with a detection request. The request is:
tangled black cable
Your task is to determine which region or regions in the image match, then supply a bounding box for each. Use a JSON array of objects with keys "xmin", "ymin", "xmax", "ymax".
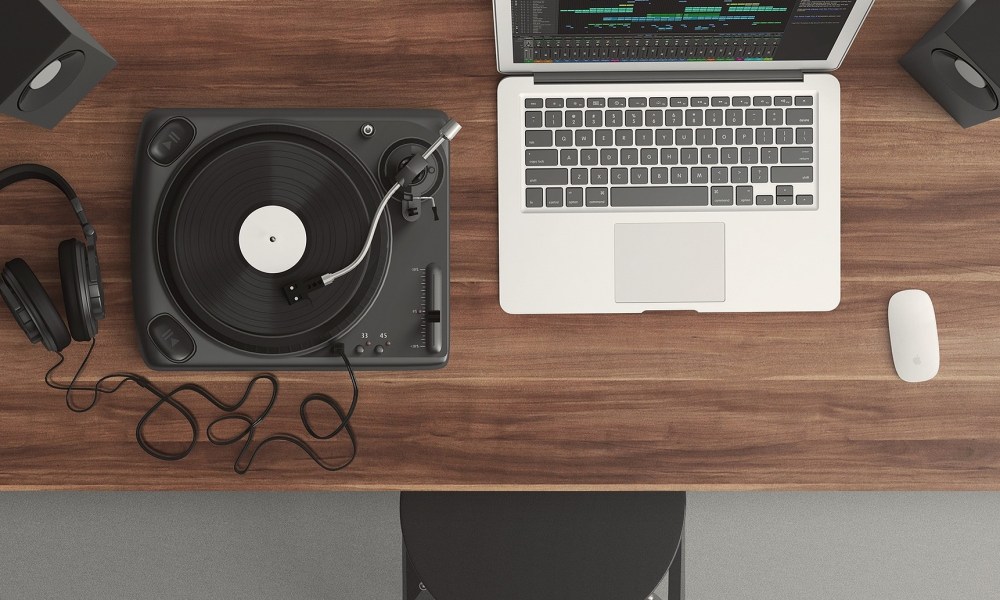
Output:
[{"xmin": 44, "ymin": 339, "xmax": 358, "ymax": 474}]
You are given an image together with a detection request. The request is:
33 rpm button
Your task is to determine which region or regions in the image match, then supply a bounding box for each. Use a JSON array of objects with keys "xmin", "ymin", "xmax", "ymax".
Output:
[
  {"xmin": 147, "ymin": 315, "xmax": 195, "ymax": 363},
  {"xmin": 147, "ymin": 118, "xmax": 195, "ymax": 165}
]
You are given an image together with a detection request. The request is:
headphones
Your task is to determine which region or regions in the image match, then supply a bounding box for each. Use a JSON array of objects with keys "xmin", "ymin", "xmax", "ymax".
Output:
[{"xmin": 0, "ymin": 164, "xmax": 105, "ymax": 352}]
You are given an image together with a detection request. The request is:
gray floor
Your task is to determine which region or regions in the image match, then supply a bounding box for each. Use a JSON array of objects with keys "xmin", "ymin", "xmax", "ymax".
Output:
[{"xmin": 2, "ymin": 492, "xmax": 998, "ymax": 599}]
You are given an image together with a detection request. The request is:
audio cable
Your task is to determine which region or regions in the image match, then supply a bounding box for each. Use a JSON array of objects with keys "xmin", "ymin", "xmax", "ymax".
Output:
[
  {"xmin": 283, "ymin": 119, "xmax": 462, "ymax": 304},
  {"xmin": 44, "ymin": 338, "xmax": 358, "ymax": 473}
]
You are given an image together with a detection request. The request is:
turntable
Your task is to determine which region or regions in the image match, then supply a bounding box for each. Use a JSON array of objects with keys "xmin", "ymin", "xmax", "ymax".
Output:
[{"xmin": 132, "ymin": 109, "xmax": 454, "ymax": 370}]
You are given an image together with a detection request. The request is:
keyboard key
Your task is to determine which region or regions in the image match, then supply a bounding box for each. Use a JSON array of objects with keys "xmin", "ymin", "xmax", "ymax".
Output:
[
  {"xmin": 586, "ymin": 187, "xmax": 609, "ymax": 207},
  {"xmin": 560, "ymin": 149, "xmax": 579, "ymax": 166},
  {"xmin": 786, "ymin": 108, "xmax": 813, "ymax": 125},
  {"xmin": 525, "ymin": 149, "xmax": 558, "ymax": 166},
  {"xmin": 660, "ymin": 148, "xmax": 678, "ymax": 164},
  {"xmin": 606, "ymin": 110, "xmax": 623, "ymax": 127},
  {"xmin": 669, "ymin": 97, "xmax": 688, "ymax": 107},
  {"xmin": 715, "ymin": 128, "xmax": 734, "ymax": 145},
  {"xmin": 725, "ymin": 109, "xmax": 743, "ymax": 126},
  {"xmin": 567, "ymin": 98, "xmax": 585, "ymax": 108},
  {"xmin": 766, "ymin": 108, "xmax": 783, "ymax": 126},
  {"xmin": 581, "ymin": 148, "xmax": 599, "ymax": 165},
  {"xmin": 555, "ymin": 130, "xmax": 573, "ymax": 146},
  {"xmin": 776, "ymin": 194, "xmax": 794, "ymax": 205},
  {"xmin": 721, "ymin": 147, "xmax": 739, "ymax": 164},
  {"xmin": 525, "ymin": 188, "xmax": 543, "ymax": 207},
  {"xmin": 761, "ymin": 147, "xmax": 779, "ymax": 164},
  {"xmin": 635, "ymin": 129, "xmax": 653, "ymax": 146},
  {"xmin": 753, "ymin": 96, "xmax": 772, "ymax": 106},
  {"xmin": 525, "ymin": 130, "xmax": 552, "ymax": 147},
  {"xmin": 776, "ymin": 127, "xmax": 793, "ymax": 145},
  {"xmin": 751, "ymin": 166, "xmax": 768, "ymax": 183},
  {"xmin": 525, "ymin": 98, "xmax": 543, "ymax": 108},
  {"xmin": 796, "ymin": 194, "xmax": 814, "ymax": 205},
  {"xmin": 691, "ymin": 166, "xmax": 708, "ymax": 184},
  {"xmin": 780, "ymin": 147, "xmax": 813, "ymax": 163},
  {"xmin": 615, "ymin": 129, "xmax": 634, "ymax": 146},
  {"xmin": 649, "ymin": 97, "xmax": 668, "ymax": 107},
  {"xmin": 545, "ymin": 187, "xmax": 563, "ymax": 207},
  {"xmin": 746, "ymin": 109, "xmax": 763, "ymax": 126},
  {"xmin": 644, "ymin": 110, "xmax": 663, "ymax": 127},
  {"xmin": 526, "ymin": 168, "xmax": 568, "ymax": 186},
  {"xmin": 701, "ymin": 147, "xmax": 719, "ymax": 164},
  {"xmin": 545, "ymin": 98, "xmax": 564, "ymax": 108},
  {"xmin": 771, "ymin": 166, "xmax": 813, "ymax": 182},
  {"xmin": 600, "ymin": 148, "xmax": 618, "ymax": 165},
  {"xmin": 566, "ymin": 187, "xmax": 584, "ymax": 207},
  {"xmin": 685, "ymin": 109, "xmax": 703, "ymax": 126},
  {"xmin": 611, "ymin": 168, "xmax": 628, "ymax": 184},
  {"xmin": 587, "ymin": 98, "xmax": 606, "ymax": 108},
  {"xmin": 671, "ymin": 167, "xmax": 689, "ymax": 184},
  {"xmin": 711, "ymin": 186, "xmax": 734, "ymax": 205},
  {"xmin": 585, "ymin": 110, "xmax": 602, "ymax": 127},
  {"xmin": 696, "ymin": 128, "xmax": 713, "ymax": 146},
  {"xmin": 591, "ymin": 167, "xmax": 609, "ymax": 184},
  {"xmin": 609, "ymin": 97, "xmax": 627, "ymax": 108},
  {"xmin": 640, "ymin": 148, "xmax": 658, "ymax": 165},
  {"xmin": 626, "ymin": 110, "xmax": 643, "ymax": 127},
  {"xmin": 731, "ymin": 166, "xmax": 749, "ymax": 183},
  {"xmin": 680, "ymin": 148, "xmax": 698, "ymax": 165},
  {"xmin": 794, "ymin": 95, "xmax": 814, "ymax": 106},
  {"xmin": 620, "ymin": 148, "xmax": 638, "ymax": 165},
  {"xmin": 575, "ymin": 129, "xmax": 594, "ymax": 146},
  {"xmin": 596, "ymin": 129, "xmax": 614, "ymax": 146},
  {"xmin": 775, "ymin": 96, "xmax": 793, "ymax": 106},
  {"xmin": 545, "ymin": 111, "xmax": 562, "ymax": 128},
  {"xmin": 736, "ymin": 128, "xmax": 753, "ymax": 145},
  {"xmin": 796, "ymin": 127, "xmax": 814, "ymax": 144},
  {"xmin": 664, "ymin": 110, "xmax": 683, "ymax": 126},
  {"xmin": 571, "ymin": 168, "xmax": 587, "ymax": 185},
  {"xmin": 777, "ymin": 185, "xmax": 794, "ymax": 196},
  {"xmin": 692, "ymin": 97, "xmax": 710, "ymax": 107},
  {"xmin": 630, "ymin": 167, "xmax": 649, "ymax": 184},
  {"xmin": 706, "ymin": 109, "xmax": 723, "ymax": 126},
  {"xmin": 755, "ymin": 128, "xmax": 773, "ymax": 145},
  {"xmin": 676, "ymin": 129, "xmax": 694, "ymax": 146},
  {"xmin": 710, "ymin": 166, "xmax": 728, "ymax": 183},
  {"xmin": 655, "ymin": 129, "xmax": 674, "ymax": 146},
  {"xmin": 755, "ymin": 194, "xmax": 774, "ymax": 205},
  {"xmin": 565, "ymin": 110, "xmax": 583, "ymax": 128},
  {"xmin": 741, "ymin": 147, "xmax": 758, "ymax": 164},
  {"xmin": 736, "ymin": 185, "xmax": 753, "ymax": 205},
  {"xmin": 733, "ymin": 96, "xmax": 751, "ymax": 106},
  {"xmin": 611, "ymin": 186, "xmax": 709, "ymax": 207},
  {"xmin": 651, "ymin": 167, "xmax": 669, "ymax": 184},
  {"xmin": 628, "ymin": 97, "xmax": 647, "ymax": 107},
  {"xmin": 525, "ymin": 111, "xmax": 543, "ymax": 128},
  {"xmin": 711, "ymin": 96, "xmax": 731, "ymax": 107}
]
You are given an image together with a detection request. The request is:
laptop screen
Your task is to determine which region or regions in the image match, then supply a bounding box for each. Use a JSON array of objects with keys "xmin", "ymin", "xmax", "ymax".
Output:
[{"xmin": 510, "ymin": 0, "xmax": 859, "ymax": 64}]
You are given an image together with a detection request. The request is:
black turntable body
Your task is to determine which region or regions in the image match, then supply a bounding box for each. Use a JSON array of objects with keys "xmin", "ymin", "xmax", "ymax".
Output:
[{"xmin": 132, "ymin": 109, "xmax": 452, "ymax": 370}]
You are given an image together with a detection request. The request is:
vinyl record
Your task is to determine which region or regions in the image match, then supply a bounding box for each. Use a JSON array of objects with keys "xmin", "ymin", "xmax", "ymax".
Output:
[{"xmin": 157, "ymin": 123, "xmax": 390, "ymax": 354}]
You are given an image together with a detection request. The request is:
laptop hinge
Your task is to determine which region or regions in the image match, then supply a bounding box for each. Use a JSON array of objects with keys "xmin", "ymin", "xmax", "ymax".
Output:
[{"xmin": 534, "ymin": 70, "xmax": 805, "ymax": 84}]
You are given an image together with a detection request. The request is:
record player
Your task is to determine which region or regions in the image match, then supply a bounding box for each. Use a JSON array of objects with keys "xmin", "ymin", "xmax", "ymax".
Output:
[{"xmin": 132, "ymin": 109, "xmax": 453, "ymax": 370}]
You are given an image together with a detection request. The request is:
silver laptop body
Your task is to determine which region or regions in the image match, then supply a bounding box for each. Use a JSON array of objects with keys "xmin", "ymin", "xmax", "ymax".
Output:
[{"xmin": 495, "ymin": 0, "xmax": 874, "ymax": 314}]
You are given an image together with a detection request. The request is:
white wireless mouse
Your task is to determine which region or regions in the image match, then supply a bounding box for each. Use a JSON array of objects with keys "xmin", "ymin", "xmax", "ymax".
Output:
[{"xmin": 887, "ymin": 290, "xmax": 940, "ymax": 383}]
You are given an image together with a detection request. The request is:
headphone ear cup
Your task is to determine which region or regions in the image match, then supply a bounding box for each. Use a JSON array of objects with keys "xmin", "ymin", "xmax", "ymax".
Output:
[
  {"xmin": 59, "ymin": 239, "xmax": 96, "ymax": 342},
  {"xmin": 1, "ymin": 259, "xmax": 71, "ymax": 352}
]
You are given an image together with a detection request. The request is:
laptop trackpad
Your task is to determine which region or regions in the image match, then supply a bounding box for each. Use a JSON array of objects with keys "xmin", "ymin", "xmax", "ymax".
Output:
[{"xmin": 615, "ymin": 223, "xmax": 726, "ymax": 303}]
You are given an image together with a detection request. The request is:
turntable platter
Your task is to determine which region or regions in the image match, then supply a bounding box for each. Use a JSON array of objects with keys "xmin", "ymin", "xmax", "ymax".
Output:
[{"xmin": 158, "ymin": 124, "xmax": 390, "ymax": 354}]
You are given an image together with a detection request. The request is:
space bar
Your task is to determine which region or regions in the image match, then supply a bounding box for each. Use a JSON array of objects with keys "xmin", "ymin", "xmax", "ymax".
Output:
[{"xmin": 611, "ymin": 186, "xmax": 709, "ymax": 207}]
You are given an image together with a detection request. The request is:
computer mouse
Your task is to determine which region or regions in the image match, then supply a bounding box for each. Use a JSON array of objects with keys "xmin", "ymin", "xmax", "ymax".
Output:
[{"xmin": 888, "ymin": 290, "xmax": 940, "ymax": 383}]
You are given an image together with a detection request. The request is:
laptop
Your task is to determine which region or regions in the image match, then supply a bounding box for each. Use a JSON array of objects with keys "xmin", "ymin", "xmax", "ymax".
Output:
[{"xmin": 495, "ymin": 0, "xmax": 874, "ymax": 314}]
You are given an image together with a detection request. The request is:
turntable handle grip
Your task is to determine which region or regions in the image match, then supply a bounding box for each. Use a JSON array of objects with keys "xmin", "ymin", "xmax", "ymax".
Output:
[{"xmin": 426, "ymin": 263, "xmax": 443, "ymax": 354}]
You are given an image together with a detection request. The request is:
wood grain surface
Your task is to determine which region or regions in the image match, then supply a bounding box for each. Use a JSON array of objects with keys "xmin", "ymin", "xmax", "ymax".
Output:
[{"xmin": 0, "ymin": 0, "xmax": 998, "ymax": 490}]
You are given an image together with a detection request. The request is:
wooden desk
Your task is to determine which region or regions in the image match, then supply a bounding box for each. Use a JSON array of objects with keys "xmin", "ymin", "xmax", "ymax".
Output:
[{"xmin": 0, "ymin": 0, "xmax": 998, "ymax": 490}]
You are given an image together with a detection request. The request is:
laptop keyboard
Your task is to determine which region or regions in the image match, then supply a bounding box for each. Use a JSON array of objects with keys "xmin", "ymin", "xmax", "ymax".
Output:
[{"xmin": 521, "ymin": 93, "xmax": 818, "ymax": 211}]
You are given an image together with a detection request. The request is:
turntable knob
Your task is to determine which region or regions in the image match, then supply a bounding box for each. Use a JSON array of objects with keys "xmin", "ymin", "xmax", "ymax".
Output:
[{"xmin": 360, "ymin": 123, "xmax": 375, "ymax": 138}]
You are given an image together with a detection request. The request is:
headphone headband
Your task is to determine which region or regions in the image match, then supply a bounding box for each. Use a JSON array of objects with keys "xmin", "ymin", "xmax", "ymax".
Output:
[{"xmin": 0, "ymin": 164, "xmax": 96, "ymax": 247}]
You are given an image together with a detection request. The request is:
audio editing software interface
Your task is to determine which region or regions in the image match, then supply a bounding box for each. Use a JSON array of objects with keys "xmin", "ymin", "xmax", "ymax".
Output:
[{"xmin": 511, "ymin": 0, "xmax": 858, "ymax": 63}]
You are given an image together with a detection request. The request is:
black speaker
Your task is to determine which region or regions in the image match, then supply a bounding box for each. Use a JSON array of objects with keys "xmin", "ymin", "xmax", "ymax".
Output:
[
  {"xmin": 0, "ymin": 0, "xmax": 116, "ymax": 129},
  {"xmin": 900, "ymin": 0, "xmax": 1000, "ymax": 128}
]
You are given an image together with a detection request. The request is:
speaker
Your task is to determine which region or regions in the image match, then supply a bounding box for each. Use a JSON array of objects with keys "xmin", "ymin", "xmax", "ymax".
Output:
[
  {"xmin": 0, "ymin": 0, "xmax": 116, "ymax": 129},
  {"xmin": 900, "ymin": 0, "xmax": 1000, "ymax": 128}
]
